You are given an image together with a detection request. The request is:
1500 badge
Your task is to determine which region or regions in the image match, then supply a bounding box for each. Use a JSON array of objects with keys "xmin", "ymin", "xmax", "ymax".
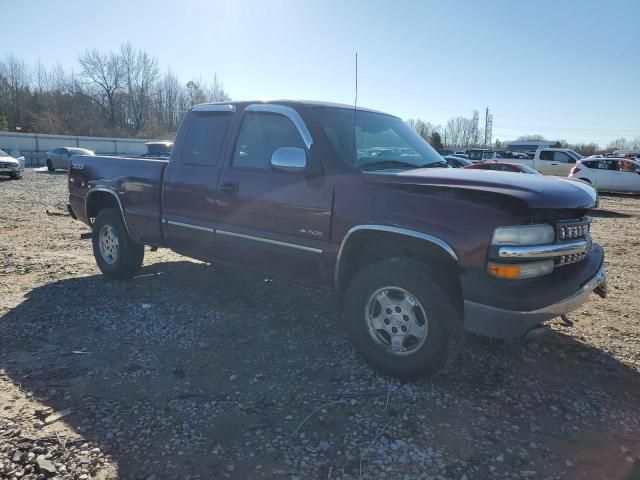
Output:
[{"xmin": 298, "ymin": 228, "xmax": 323, "ymax": 237}]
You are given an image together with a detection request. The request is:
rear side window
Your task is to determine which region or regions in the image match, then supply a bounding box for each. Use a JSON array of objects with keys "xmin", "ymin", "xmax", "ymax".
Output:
[
  {"xmin": 181, "ymin": 112, "xmax": 233, "ymax": 165},
  {"xmin": 539, "ymin": 150, "xmax": 553, "ymax": 160},
  {"xmin": 588, "ymin": 159, "xmax": 619, "ymax": 170},
  {"xmin": 232, "ymin": 112, "xmax": 305, "ymax": 170}
]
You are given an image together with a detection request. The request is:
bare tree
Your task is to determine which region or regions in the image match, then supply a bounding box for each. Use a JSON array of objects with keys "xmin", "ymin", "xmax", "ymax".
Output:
[
  {"xmin": 206, "ymin": 74, "xmax": 230, "ymax": 102},
  {"xmin": 516, "ymin": 134, "xmax": 547, "ymax": 141},
  {"xmin": 1, "ymin": 47, "xmax": 231, "ymax": 137},
  {"xmin": 470, "ymin": 110, "xmax": 480, "ymax": 147},
  {"xmin": 185, "ymin": 80, "xmax": 207, "ymax": 106},
  {"xmin": 120, "ymin": 43, "xmax": 159, "ymax": 131},
  {"xmin": 1, "ymin": 55, "xmax": 31, "ymax": 127},
  {"xmin": 607, "ymin": 137, "xmax": 630, "ymax": 150},
  {"xmin": 78, "ymin": 49, "xmax": 123, "ymax": 127}
]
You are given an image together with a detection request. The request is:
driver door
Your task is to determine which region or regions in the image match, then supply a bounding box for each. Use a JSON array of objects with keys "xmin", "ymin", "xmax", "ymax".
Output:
[{"xmin": 213, "ymin": 105, "xmax": 334, "ymax": 287}]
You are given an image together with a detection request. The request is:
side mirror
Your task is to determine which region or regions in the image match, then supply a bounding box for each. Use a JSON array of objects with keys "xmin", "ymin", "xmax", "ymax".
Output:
[{"xmin": 270, "ymin": 147, "xmax": 307, "ymax": 173}]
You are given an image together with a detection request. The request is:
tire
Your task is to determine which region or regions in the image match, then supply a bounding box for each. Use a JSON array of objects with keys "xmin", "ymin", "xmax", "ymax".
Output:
[
  {"xmin": 46, "ymin": 159, "xmax": 54, "ymax": 172},
  {"xmin": 92, "ymin": 208, "xmax": 144, "ymax": 278},
  {"xmin": 344, "ymin": 257, "xmax": 463, "ymax": 380}
]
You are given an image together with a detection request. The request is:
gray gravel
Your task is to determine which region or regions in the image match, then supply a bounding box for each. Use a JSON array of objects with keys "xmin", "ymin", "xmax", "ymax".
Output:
[{"xmin": 1, "ymin": 170, "xmax": 640, "ymax": 479}]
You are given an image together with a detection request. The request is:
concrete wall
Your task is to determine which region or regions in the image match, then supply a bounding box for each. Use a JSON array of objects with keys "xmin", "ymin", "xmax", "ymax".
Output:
[
  {"xmin": 0, "ymin": 131, "xmax": 174, "ymax": 167},
  {"xmin": 0, "ymin": 131, "xmax": 170, "ymax": 155}
]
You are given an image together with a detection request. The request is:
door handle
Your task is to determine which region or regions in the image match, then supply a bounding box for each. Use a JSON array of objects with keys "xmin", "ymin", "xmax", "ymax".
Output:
[
  {"xmin": 550, "ymin": 163, "xmax": 559, "ymax": 165},
  {"xmin": 219, "ymin": 181, "xmax": 238, "ymax": 196}
]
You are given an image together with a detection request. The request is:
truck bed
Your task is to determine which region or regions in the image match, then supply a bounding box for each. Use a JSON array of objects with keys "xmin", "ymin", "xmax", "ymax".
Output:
[{"xmin": 68, "ymin": 155, "xmax": 169, "ymax": 245}]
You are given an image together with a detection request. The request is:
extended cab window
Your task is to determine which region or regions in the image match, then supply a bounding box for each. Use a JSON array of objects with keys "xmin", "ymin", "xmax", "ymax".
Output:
[
  {"xmin": 181, "ymin": 112, "xmax": 232, "ymax": 165},
  {"xmin": 232, "ymin": 112, "xmax": 305, "ymax": 170}
]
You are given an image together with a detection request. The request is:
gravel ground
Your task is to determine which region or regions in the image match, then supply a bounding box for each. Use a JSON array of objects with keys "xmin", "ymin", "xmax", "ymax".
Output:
[{"xmin": 1, "ymin": 169, "xmax": 639, "ymax": 480}]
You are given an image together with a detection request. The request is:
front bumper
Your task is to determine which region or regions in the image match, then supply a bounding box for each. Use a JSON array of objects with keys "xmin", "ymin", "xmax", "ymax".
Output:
[
  {"xmin": 464, "ymin": 256, "xmax": 607, "ymax": 339},
  {"xmin": 0, "ymin": 166, "xmax": 21, "ymax": 175}
]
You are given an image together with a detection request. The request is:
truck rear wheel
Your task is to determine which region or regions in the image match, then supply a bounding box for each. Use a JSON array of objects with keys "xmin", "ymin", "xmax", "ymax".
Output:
[
  {"xmin": 92, "ymin": 208, "xmax": 144, "ymax": 278},
  {"xmin": 344, "ymin": 257, "xmax": 463, "ymax": 380}
]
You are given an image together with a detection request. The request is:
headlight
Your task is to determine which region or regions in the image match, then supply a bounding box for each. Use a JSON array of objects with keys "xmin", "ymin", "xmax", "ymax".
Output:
[
  {"xmin": 492, "ymin": 224, "xmax": 555, "ymax": 245},
  {"xmin": 488, "ymin": 260, "xmax": 554, "ymax": 279}
]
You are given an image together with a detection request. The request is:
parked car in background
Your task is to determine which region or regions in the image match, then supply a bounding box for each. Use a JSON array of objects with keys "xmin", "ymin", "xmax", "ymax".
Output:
[
  {"xmin": 142, "ymin": 141, "xmax": 173, "ymax": 159},
  {"xmin": 611, "ymin": 149, "xmax": 640, "ymax": 158},
  {"xmin": 47, "ymin": 147, "xmax": 95, "ymax": 171},
  {"xmin": 569, "ymin": 157, "xmax": 640, "ymax": 192},
  {"xmin": 464, "ymin": 162, "xmax": 541, "ymax": 174},
  {"xmin": 437, "ymin": 148, "xmax": 454, "ymax": 156},
  {"xmin": 467, "ymin": 148, "xmax": 489, "ymax": 163},
  {"xmin": 67, "ymin": 99, "xmax": 607, "ymax": 380},
  {"xmin": 494, "ymin": 148, "xmax": 583, "ymax": 176},
  {"xmin": 0, "ymin": 148, "xmax": 24, "ymax": 179},
  {"xmin": 449, "ymin": 153, "xmax": 469, "ymax": 160},
  {"xmin": 481, "ymin": 150, "xmax": 530, "ymax": 161},
  {"xmin": 443, "ymin": 155, "xmax": 472, "ymax": 168}
]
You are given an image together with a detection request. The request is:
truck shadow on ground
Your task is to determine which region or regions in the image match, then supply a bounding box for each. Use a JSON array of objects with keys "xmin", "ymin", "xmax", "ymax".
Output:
[{"xmin": 1, "ymin": 260, "xmax": 639, "ymax": 479}]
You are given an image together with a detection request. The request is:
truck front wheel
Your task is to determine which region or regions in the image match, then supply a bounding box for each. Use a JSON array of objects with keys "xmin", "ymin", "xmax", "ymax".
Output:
[
  {"xmin": 344, "ymin": 257, "xmax": 463, "ymax": 380},
  {"xmin": 92, "ymin": 208, "xmax": 144, "ymax": 278}
]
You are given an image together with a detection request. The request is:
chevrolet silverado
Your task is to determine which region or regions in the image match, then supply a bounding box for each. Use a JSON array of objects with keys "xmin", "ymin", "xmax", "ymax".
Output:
[{"xmin": 67, "ymin": 100, "xmax": 607, "ymax": 379}]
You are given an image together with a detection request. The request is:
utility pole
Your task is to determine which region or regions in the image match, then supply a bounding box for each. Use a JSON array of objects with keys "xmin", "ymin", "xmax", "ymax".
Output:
[{"xmin": 484, "ymin": 107, "xmax": 493, "ymax": 147}]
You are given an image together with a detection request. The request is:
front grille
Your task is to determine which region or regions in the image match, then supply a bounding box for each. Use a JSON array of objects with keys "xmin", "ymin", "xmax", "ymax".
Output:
[
  {"xmin": 0, "ymin": 162, "xmax": 10, "ymax": 168},
  {"xmin": 556, "ymin": 217, "xmax": 590, "ymax": 242}
]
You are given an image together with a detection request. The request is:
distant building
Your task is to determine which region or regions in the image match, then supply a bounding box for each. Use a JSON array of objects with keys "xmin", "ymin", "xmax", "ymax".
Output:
[{"xmin": 507, "ymin": 140, "xmax": 557, "ymax": 152}]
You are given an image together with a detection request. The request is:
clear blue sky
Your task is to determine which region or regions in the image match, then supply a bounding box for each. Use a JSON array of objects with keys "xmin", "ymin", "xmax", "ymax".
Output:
[{"xmin": 3, "ymin": 0, "xmax": 639, "ymax": 145}]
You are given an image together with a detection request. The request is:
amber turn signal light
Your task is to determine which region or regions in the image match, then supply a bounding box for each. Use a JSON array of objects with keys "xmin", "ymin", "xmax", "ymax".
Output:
[
  {"xmin": 488, "ymin": 260, "xmax": 554, "ymax": 280},
  {"xmin": 488, "ymin": 263, "xmax": 522, "ymax": 279}
]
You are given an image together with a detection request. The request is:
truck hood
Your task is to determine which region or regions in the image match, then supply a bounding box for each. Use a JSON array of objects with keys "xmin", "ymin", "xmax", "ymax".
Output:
[{"xmin": 362, "ymin": 168, "xmax": 598, "ymax": 209}]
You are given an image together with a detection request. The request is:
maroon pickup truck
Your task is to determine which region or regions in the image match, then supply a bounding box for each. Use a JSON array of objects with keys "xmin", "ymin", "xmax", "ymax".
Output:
[{"xmin": 67, "ymin": 100, "xmax": 607, "ymax": 379}]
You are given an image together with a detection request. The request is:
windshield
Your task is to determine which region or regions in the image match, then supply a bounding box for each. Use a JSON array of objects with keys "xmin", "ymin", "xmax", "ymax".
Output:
[
  {"xmin": 567, "ymin": 150, "xmax": 583, "ymax": 160},
  {"xmin": 0, "ymin": 149, "xmax": 8, "ymax": 157},
  {"xmin": 312, "ymin": 107, "xmax": 444, "ymax": 170}
]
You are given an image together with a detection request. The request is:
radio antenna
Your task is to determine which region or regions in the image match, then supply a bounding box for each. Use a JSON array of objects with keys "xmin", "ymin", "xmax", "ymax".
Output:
[
  {"xmin": 354, "ymin": 52, "xmax": 358, "ymax": 110},
  {"xmin": 352, "ymin": 52, "xmax": 358, "ymax": 162}
]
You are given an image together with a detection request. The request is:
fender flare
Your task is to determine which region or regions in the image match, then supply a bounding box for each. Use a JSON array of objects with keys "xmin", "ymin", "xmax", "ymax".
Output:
[
  {"xmin": 85, "ymin": 187, "xmax": 133, "ymax": 237},
  {"xmin": 334, "ymin": 225, "xmax": 459, "ymax": 288}
]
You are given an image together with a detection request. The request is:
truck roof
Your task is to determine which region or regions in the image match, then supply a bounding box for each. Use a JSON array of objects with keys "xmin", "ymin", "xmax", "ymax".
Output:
[{"xmin": 192, "ymin": 99, "xmax": 394, "ymax": 117}]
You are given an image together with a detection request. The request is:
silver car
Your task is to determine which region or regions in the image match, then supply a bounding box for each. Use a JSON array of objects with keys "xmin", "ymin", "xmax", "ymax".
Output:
[
  {"xmin": 0, "ymin": 149, "xmax": 24, "ymax": 179},
  {"xmin": 46, "ymin": 147, "xmax": 95, "ymax": 171}
]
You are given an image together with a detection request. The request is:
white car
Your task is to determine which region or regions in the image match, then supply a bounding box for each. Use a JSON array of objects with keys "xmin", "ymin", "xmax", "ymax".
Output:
[
  {"xmin": 46, "ymin": 147, "xmax": 95, "ymax": 171},
  {"xmin": 569, "ymin": 157, "xmax": 640, "ymax": 193},
  {"xmin": 0, "ymin": 149, "xmax": 24, "ymax": 179},
  {"xmin": 494, "ymin": 147, "xmax": 583, "ymax": 176}
]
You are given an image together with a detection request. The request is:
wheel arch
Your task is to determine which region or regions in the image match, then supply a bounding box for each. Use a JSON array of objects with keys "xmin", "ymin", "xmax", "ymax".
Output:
[
  {"xmin": 334, "ymin": 226, "xmax": 462, "ymax": 311},
  {"xmin": 85, "ymin": 188, "xmax": 132, "ymax": 237}
]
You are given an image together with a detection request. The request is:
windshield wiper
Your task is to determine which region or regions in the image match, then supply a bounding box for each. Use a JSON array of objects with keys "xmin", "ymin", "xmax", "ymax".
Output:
[
  {"xmin": 360, "ymin": 159, "xmax": 447, "ymax": 171},
  {"xmin": 421, "ymin": 160, "xmax": 449, "ymax": 168}
]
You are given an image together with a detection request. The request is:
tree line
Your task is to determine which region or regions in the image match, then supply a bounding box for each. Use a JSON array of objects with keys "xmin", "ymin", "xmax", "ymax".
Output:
[
  {"xmin": 407, "ymin": 115, "xmax": 640, "ymax": 155},
  {"xmin": 0, "ymin": 44, "xmax": 230, "ymax": 138},
  {"xmin": 406, "ymin": 110, "xmax": 488, "ymax": 152}
]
